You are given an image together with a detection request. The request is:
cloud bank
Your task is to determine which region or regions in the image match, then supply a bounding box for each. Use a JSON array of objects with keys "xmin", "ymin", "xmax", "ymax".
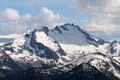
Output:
[
  {"xmin": 76, "ymin": 0, "xmax": 120, "ymax": 14},
  {"xmin": 0, "ymin": 7, "xmax": 61, "ymax": 34},
  {"xmin": 76, "ymin": 0, "xmax": 120, "ymax": 35},
  {"xmin": 39, "ymin": 7, "xmax": 60, "ymax": 27}
]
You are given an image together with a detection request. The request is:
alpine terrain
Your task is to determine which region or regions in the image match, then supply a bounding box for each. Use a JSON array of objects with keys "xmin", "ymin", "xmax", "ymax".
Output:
[{"xmin": 0, "ymin": 23, "xmax": 120, "ymax": 80}]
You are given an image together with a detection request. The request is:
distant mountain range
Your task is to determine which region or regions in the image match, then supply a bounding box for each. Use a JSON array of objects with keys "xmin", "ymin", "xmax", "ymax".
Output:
[
  {"xmin": 0, "ymin": 23, "xmax": 120, "ymax": 80},
  {"xmin": 0, "ymin": 34, "xmax": 20, "ymax": 46}
]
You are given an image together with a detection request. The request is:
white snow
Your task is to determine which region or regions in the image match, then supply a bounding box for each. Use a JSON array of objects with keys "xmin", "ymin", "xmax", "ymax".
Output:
[
  {"xmin": 1, "ymin": 24, "xmax": 120, "ymax": 79},
  {"xmin": 49, "ymin": 26, "xmax": 89, "ymax": 45},
  {"xmin": 5, "ymin": 50, "xmax": 12, "ymax": 55},
  {"xmin": 12, "ymin": 37, "xmax": 26, "ymax": 47},
  {"xmin": 0, "ymin": 43, "xmax": 5, "ymax": 46},
  {"xmin": 35, "ymin": 31, "xmax": 60, "ymax": 52},
  {"xmin": 10, "ymin": 50, "xmax": 39, "ymax": 62}
]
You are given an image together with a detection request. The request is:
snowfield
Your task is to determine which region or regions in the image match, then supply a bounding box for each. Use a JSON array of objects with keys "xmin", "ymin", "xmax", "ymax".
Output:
[{"xmin": 0, "ymin": 23, "xmax": 120, "ymax": 79}]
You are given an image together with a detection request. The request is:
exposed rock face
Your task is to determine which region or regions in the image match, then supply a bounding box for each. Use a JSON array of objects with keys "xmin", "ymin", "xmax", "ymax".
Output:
[{"xmin": 0, "ymin": 23, "xmax": 120, "ymax": 80}]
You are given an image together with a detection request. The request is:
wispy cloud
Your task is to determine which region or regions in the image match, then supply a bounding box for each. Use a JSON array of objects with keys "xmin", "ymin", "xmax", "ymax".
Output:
[
  {"xmin": 86, "ymin": 22, "xmax": 118, "ymax": 35},
  {"xmin": 76, "ymin": 0, "xmax": 120, "ymax": 14},
  {"xmin": 76, "ymin": 0, "xmax": 120, "ymax": 36}
]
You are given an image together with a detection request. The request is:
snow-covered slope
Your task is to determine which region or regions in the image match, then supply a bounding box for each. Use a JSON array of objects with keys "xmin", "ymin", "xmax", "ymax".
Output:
[
  {"xmin": 0, "ymin": 34, "xmax": 20, "ymax": 46},
  {"xmin": 0, "ymin": 23, "xmax": 120, "ymax": 79}
]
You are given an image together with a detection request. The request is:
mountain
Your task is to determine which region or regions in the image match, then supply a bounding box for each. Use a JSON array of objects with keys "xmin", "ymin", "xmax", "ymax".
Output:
[
  {"xmin": 0, "ymin": 34, "xmax": 20, "ymax": 46},
  {"xmin": 0, "ymin": 23, "xmax": 120, "ymax": 80}
]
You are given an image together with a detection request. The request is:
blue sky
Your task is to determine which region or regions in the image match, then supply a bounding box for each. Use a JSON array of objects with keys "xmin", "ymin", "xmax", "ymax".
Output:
[
  {"xmin": 0, "ymin": 0, "xmax": 120, "ymax": 41},
  {"xmin": 0, "ymin": 0, "xmax": 82, "ymax": 17}
]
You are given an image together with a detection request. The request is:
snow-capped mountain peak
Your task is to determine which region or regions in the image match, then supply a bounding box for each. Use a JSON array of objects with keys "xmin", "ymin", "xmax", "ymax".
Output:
[
  {"xmin": 109, "ymin": 41, "xmax": 120, "ymax": 55},
  {"xmin": 1, "ymin": 23, "xmax": 120, "ymax": 80},
  {"xmin": 49, "ymin": 23, "xmax": 104, "ymax": 47}
]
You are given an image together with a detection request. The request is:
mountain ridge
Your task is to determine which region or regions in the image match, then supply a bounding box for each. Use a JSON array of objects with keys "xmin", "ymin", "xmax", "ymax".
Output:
[{"xmin": 0, "ymin": 23, "xmax": 120, "ymax": 80}]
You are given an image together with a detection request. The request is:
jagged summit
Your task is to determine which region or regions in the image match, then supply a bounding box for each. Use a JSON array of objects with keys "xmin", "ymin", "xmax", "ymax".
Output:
[
  {"xmin": 0, "ymin": 23, "xmax": 120, "ymax": 80},
  {"xmin": 21, "ymin": 23, "xmax": 104, "ymax": 47},
  {"xmin": 110, "ymin": 41, "xmax": 120, "ymax": 55},
  {"xmin": 49, "ymin": 23, "xmax": 105, "ymax": 47},
  {"xmin": 54, "ymin": 23, "xmax": 79, "ymax": 32}
]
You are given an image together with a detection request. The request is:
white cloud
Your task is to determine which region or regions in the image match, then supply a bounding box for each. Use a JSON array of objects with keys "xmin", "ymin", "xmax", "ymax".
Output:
[
  {"xmin": 22, "ymin": 13, "xmax": 32, "ymax": 20},
  {"xmin": 76, "ymin": 0, "xmax": 120, "ymax": 35},
  {"xmin": 0, "ymin": 8, "xmax": 20, "ymax": 20},
  {"xmin": 39, "ymin": 7, "xmax": 60, "ymax": 27},
  {"xmin": 86, "ymin": 22, "xmax": 118, "ymax": 35},
  {"xmin": 29, "ymin": 7, "xmax": 61, "ymax": 29},
  {"xmin": 0, "ymin": 7, "xmax": 61, "ymax": 34},
  {"xmin": 76, "ymin": 0, "xmax": 120, "ymax": 14},
  {"xmin": 0, "ymin": 8, "xmax": 32, "ymax": 34},
  {"xmin": 84, "ymin": 15, "xmax": 120, "ymax": 35},
  {"xmin": 0, "ymin": 8, "xmax": 32, "ymax": 21}
]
